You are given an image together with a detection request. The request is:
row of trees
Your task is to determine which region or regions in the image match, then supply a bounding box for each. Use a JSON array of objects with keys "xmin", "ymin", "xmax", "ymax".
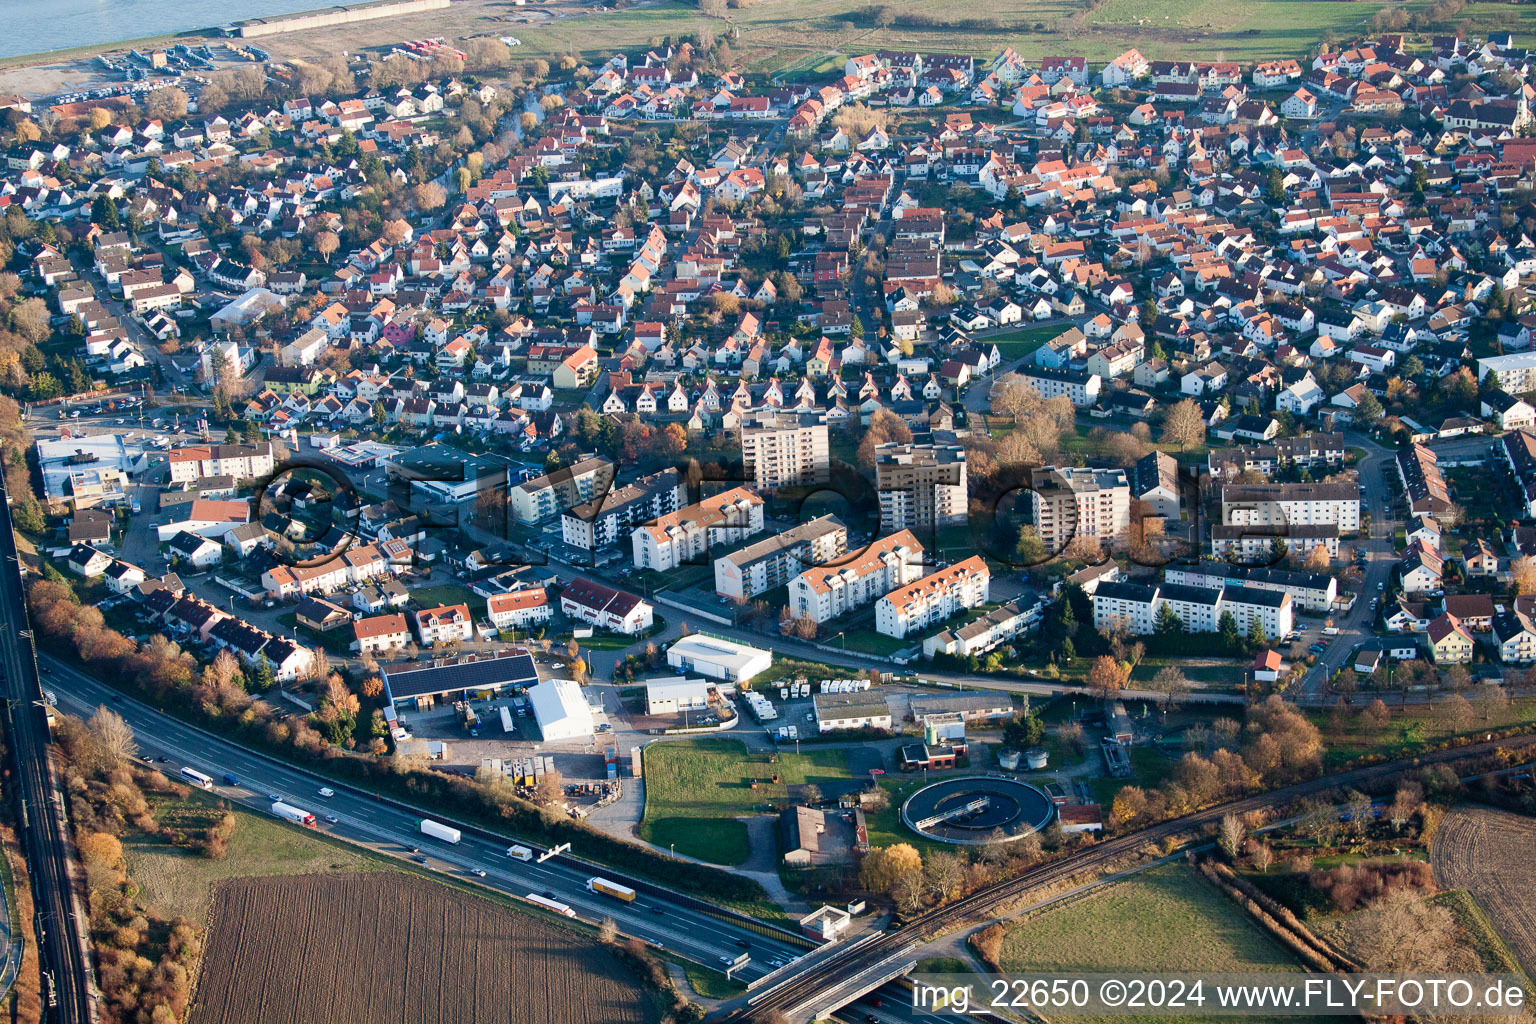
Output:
[
  {"xmin": 1110, "ymin": 697, "xmax": 1324, "ymax": 829},
  {"xmin": 58, "ymin": 712, "xmax": 204, "ymax": 1024}
]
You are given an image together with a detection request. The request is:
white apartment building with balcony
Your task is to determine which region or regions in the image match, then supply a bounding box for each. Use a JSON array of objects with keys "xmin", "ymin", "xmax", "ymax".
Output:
[
  {"xmin": 1091, "ymin": 580, "xmax": 1293, "ymax": 639},
  {"xmin": 1028, "ymin": 466, "xmax": 1132, "ymax": 553},
  {"xmin": 788, "ymin": 529, "xmax": 925, "ymax": 624},
  {"xmin": 1220, "ymin": 482, "xmax": 1360, "ymax": 532},
  {"xmin": 875, "ymin": 443, "xmax": 968, "ymax": 532},
  {"xmin": 632, "ymin": 486, "xmax": 766, "ymax": 571},
  {"xmin": 714, "ymin": 515, "xmax": 847, "ymax": 600},
  {"xmin": 875, "ymin": 555, "xmax": 991, "ymax": 638},
  {"xmin": 738, "ymin": 409, "xmax": 830, "ymax": 491}
]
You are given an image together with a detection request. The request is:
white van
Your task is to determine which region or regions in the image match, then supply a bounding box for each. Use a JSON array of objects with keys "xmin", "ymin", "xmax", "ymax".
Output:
[{"xmin": 318, "ymin": 787, "xmax": 336, "ymax": 798}]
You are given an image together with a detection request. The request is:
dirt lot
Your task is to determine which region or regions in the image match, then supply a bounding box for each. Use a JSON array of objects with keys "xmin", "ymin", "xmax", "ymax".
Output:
[
  {"xmin": 1431, "ymin": 805, "xmax": 1536, "ymax": 978},
  {"xmin": 189, "ymin": 872, "xmax": 648, "ymax": 1024}
]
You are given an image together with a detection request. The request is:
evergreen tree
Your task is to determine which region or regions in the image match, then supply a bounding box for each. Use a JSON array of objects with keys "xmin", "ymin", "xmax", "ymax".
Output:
[
  {"xmin": 1154, "ymin": 603, "xmax": 1184, "ymax": 635},
  {"xmin": 1247, "ymin": 617, "xmax": 1268, "ymax": 647},
  {"xmin": 1218, "ymin": 610, "xmax": 1240, "ymax": 649}
]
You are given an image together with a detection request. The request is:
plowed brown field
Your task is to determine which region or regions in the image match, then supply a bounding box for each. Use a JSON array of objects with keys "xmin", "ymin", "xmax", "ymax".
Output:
[
  {"xmin": 1431, "ymin": 805, "xmax": 1536, "ymax": 978},
  {"xmin": 188, "ymin": 873, "xmax": 648, "ymax": 1024}
]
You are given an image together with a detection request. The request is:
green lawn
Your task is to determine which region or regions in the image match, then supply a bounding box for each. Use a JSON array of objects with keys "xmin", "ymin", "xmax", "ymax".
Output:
[
  {"xmin": 125, "ymin": 793, "xmax": 383, "ymax": 925},
  {"xmin": 640, "ymin": 817, "xmax": 751, "ymax": 866},
  {"xmin": 639, "ymin": 739, "xmax": 855, "ymax": 864},
  {"xmin": 1313, "ymin": 696, "xmax": 1536, "ymax": 768},
  {"xmin": 997, "ymin": 864, "xmax": 1299, "ymax": 1023},
  {"xmin": 408, "ymin": 583, "xmax": 486, "ymax": 618},
  {"xmin": 987, "ymin": 324, "xmax": 1064, "ymax": 361},
  {"xmin": 682, "ymin": 960, "xmax": 748, "ymax": 999},
  {"xmin": 1088, "ymin": 744, "xmax": 1180, "ymax": 808}
]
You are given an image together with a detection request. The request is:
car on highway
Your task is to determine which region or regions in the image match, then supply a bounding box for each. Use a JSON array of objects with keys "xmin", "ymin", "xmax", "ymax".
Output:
[
  {"xmin": 471, "ymin": 868, "xmax": 486, "ymax": 877},
  {"xmin": 734, "ymin": 939, "xmax": 750, "ymax": 948},
  {"xmin": 222, "ymin": 773, "xmax": 238, "ymax": 786},
  {"xmin": 267, "ymin": 792, "xmax": 281, "ymax": 801},
  {"xmin": 718, "ymin": 956, "xmax": 734, "ymax": 966},
  {"xmin": 323, "ymin": 814, "xmax": 339, "ymax": 824},
  {"xmin": 410, "ymin": 855, "xmax": 427, "ymax": 864}
]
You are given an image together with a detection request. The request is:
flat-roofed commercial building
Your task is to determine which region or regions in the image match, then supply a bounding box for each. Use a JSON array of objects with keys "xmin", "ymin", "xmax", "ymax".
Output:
[
  {"xmin": 813, "ymin": 692, "xmax": 893, "ymax": 734},
  {"xmin": 665, "ymin": 634, "xmax": 772, "ymax": 683}
]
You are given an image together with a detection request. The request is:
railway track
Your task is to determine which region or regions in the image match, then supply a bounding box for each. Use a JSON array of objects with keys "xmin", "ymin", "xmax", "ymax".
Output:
[{"xmin": 727, "ymin": 732, "xmax": 1536, "ymax": 1022}]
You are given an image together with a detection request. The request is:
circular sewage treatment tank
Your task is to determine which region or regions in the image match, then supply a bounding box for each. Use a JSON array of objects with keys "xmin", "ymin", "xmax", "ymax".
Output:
[{"xmin": 900, "ymin": 775, "xmax": 1055, "ymax": 845}]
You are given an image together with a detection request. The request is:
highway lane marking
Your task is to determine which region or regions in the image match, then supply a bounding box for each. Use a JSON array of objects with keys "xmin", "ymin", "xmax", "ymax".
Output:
[{"xmin": 49, "ymin": 665, "xmax": 796, "ymax": 968}]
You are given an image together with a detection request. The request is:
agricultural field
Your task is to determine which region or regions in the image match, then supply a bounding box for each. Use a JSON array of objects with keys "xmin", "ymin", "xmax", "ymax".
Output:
[
  {"xmin": 1430, "ymin": 805, "xmax": 1536, "ymax": 979},
  {"xmin": 124, "ymin": 797, "xmax": 381, "ymax": 925},
  {"xmin": 493, "ymin": 0, "xmax": 1536, "ymax": 71},
  {"xmin": 998, "ymin": 864, "xmax": 1298, "ymax": 1023},
  {"xmin": 639, "ymin": 738, "xmax": 853, "ymax": 863},
  {"xmin": 188, "ymin": 873, "xmax": 648, "ymax": 1024}
]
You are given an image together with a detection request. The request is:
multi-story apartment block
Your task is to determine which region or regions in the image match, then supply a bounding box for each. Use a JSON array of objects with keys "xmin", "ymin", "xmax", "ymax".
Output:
[
  {"xmin": 1021, "ymin": 366, "xmax": 1102, "ymax": 407},
  {"xmin": 632, "ymin": 486, "xmax": 765, "ymax": 571},
  {"xmin": 412, "ymin": 603, "xmax": 475, "ymax": 645},
  {"xmin": 1028, "ymin": 467, "xmax": 1132, "ymax": 553},
  {"xmin": 1209, "ymin": 523, "xmax": 1340, "ymax": 562},
  {"xmin": 788, "ymin": 529, "xmax": 925, "ymax": 624},
  {"xmin": 487, "ymin": 588, "xmax": 553, "ymax": 630},
  {"xmin": 922, "ymin": 598, "xmax": 1042, "ymax": 659},
  {"xmin": 1220, "ymin": 482, "xmax": 1360, "ymax": 532},
  {"xmin": 739, "ymin": 409, "xmax": 830, "ymax": 491},
  {"xmin": 1207, "ymin": 432, "xmax": 1346, "ymax": 478},
  {"xmin": 1478, "ymin": 352, "xmax": 1536, "ymax": 394},
  {"xmin": 714, "ymin": 515, "xmax": 847, "ymax": 600},
  {"xmin": 168, "ymin": 442, "xmax": 274, "ymax": 484},
  {"xmin": 1493, "ymin": 610, "xmax": 1536, "ymax": 664},
  {"xmin": 1092, "ymin": 580, "xmax": 1293, "ymax": 639},
  {"xmin": 875, "ymin": 555, "xmax": 990, "ymax": 638},
  {"xmin": 875, "ymin": 443, "xmax": 968, "ymax": 532},
  {"xmin": 1164, "ymin": 562, "xmax": 1336, "ymax": 613},
  {"xmin": 509, "ymin": 457, "xmax": 615, "ymax": 524},
  {"xmin": 561, "ymin": 468, "xmax": 684, "ymax": 550}
]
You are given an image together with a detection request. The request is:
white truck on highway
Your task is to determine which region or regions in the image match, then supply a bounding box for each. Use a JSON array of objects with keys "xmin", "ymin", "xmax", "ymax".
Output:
[
  {"xmin": 271, "ymin": 801, "xmax": 317, "ymax": 828},
  {"xmin": 420, "ymin": 818, "xmax": 462, "ymax": 844},
  {"xmin": 506, "ymin": 845, "xmax": 533, "ymax": 861}
]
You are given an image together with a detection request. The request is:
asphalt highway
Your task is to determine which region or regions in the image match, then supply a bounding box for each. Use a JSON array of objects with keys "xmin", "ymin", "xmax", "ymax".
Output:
[{"xmin": 40, "ymin": 655, "xmax": 807, "ymax": 983}]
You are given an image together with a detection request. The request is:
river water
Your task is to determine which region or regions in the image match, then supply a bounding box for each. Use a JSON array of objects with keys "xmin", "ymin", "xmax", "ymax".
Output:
[{"xmin": 2, "ymin": 0, "xmax": 326, "ymax": 60}]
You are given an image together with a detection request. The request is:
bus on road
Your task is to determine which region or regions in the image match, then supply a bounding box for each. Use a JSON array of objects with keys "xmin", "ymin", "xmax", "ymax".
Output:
[{"xmin": 179, "ymin": 767, "xmax": 214, "ymax": 791}]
